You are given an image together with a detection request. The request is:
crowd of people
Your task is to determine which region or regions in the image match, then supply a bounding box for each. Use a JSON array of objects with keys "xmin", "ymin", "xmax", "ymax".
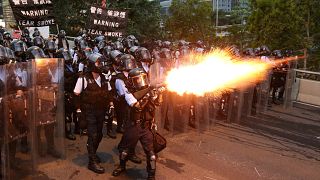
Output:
[{"xmin": 0, "ymin": 26, "xmax": 291, "ymax": 179}]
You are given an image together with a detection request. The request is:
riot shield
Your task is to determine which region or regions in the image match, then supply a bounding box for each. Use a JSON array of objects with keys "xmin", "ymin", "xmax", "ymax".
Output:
[
  {"xmin": 32, "ymin": 58, "xmax": 65, "ymax": 165},
  {"xmin": 2, "ymin": 62, "xmax": 34, "ymax": 180},
  {"xmin": 149, "ymin": 60, "xmax": 168, "ymax": 134},
  {"xmin": 256, "ymin": 73, "xmax": 272, "ymax": 114}
]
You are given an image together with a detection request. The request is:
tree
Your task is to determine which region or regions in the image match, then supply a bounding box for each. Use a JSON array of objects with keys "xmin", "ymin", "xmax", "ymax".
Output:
[
  {"xmin": 248, "ymin": 0, "xmax": 304, "ymax": 50},
  {"xmin": 225, "ymin": 0, "xmax": 252, "ymax": 50},
  {"xmin": 165, "ymin": 0, "xmax": 214, "ymax": 42},
  {"xmin": 111, "ymin": 0, "xmax": 162, "ymax": 42}
]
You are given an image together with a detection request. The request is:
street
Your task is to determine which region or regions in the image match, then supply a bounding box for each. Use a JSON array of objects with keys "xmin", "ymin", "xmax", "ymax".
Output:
[{"xmin": 34, "ymin": 116, "xmax": 320, "ymax": 180}]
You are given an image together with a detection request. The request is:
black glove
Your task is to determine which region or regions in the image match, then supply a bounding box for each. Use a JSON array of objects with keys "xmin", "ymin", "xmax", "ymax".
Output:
[{"xmin": 133, "ymin": 102, "xmax": 142, "ymax": 112}]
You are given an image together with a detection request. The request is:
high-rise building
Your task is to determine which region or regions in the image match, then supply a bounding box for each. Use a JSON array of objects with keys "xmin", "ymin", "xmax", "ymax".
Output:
[
  {"xmin": 160, "ymin": 0, "xmax": 172, "ymax": 15},
  {"xmin": 212, "ymin": 0, "xmax": 232, "ymax": 12},
  {"xmin": 160, "ymin": 0, "xmax": 248, "ymax": 15}
]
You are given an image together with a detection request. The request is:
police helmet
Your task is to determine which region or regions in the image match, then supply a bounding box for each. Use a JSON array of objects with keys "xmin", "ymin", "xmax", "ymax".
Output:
[
  {"xmin": 180, "ymin": 46, "xmax": 190, "ymax": 56},
  {"xmin": 128, "ymin": 46, "xmax": 140, "ymax": 56},
  {"xmin": 196, "ymin": 40, "xmax": 204, "ymax": 48},
  {"xmin": 45, "ymin": 39, "xmax": 57, "ymax": 53},
  {"xmin": 118, "ymin": 54, "xmax": 137, "ymax": 72},
  {"xmin": 127, "ymin": 35, "xmax": 139, "ymax": 46},
  {"xmin": 87, "ymin": 53, "xmax": 105, "ymax": 73},
  {"xmin": 272, "ymin": 50, "xmax": 283, "ymax": 59},
  {"xmin": 97, "ymin": 40, "xmax": 106, "ymax": 50},
  {"xmin": 123, "ymin": 38, "xmax": 135, "ymax": 49},
  {"xmin": 260, "ymin": 45, "xmax": 270, "ymax": 56},
  {"xmin": 11, "ymin": 39, "xmax": 27, "ymax": 57},
  {"xmin": 136, "ymin": 47, "xmax": 152, "ymax": 63},
  {"xmin": 26, "ymin": 46, "xmax": 46, "ymax": 60},
  {"xmin": 160, "ymin": 48, "xmax": 173, "ymax": 67},
  {"xmin": 162, "ymin": 41, "xmax": 171, "ymax": 48},
  {"xmin": 57, "ymin": 48, "xmax": 72, "ymax": 63},
  {"xmin": 110, "ymin": 50, "xmax": 123, "ymax": 65},
  {"xmin": 154, "ymin": 40, "xmax": 162, "ymax": 48},
  {"xmin": 3, "ymin": 32, "xmax": 11, "ymax": 39},
  {"xmin": 128, "ymin": 68, "xmax": 150, "ymax": 91},
  {"xmin": 59, "ymin": 30, "xmax": 66, "ymax": 38},
  {"xmin": 33, "ymin": 29, "xmax": 41, "ymax": 37},
  {"xmin": 243, "ymin": 48, "xmax": 255, "ymax": 56},
  {"xmin": 33, "ymin": 36, "xmax": 45, "ymax": 49},
  {"xmin": 152, "ymin": 50, "xmax": 161, "ymax": 62},
  {"xmin": 127, "ymin": 35, "xmax": 137, "ymax": 40},
  {"xmin": 101, "ymin": 45, "xmax": 113, "ymax": 58},
  {"xmin": 113, "ymin": 41, "xmax": 124, "ymax": 52},
  {"xmin": 178, "ymin": 40, "xmax": 187, "ymax": 47},
  {"xmin": 95, "ymin": 35, "xmax": 105, "ymax": 44},
  {"xmin": 23, "ymin": 28, "xmax": 30, "ymax": 35}
]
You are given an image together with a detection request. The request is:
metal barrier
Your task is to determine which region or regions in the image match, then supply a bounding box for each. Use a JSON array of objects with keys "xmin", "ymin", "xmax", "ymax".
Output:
[{"xmin": 291, "ymin": 69, "xmax": 320, "ymax": 107}]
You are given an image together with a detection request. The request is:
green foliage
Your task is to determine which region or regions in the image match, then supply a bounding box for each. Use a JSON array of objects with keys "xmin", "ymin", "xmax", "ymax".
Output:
[
  {"xmin": 225, "ymin": 0, "xmax": 252, "ymax": 50},
  {"xmin": 248, "ymin": 0, "xmax": 304, "ymax": 50},
  {"xmin": 165, "ymin": 0, "xmax": 214, "ymax": 42},
  {"xmin": 52, "ymin": 0, "xmax": 95, "ymax": 36},
  {"xmin": 111, "ymin": 0, "xmax": 162, "ymax": 42}
]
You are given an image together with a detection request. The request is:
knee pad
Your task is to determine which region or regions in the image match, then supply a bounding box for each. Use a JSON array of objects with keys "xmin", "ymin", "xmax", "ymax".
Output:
[
  {"xmin": 120, "ymin": 150, "xmax": 129, "ymax": 160},
  {"xmin": 147, "ymin": 151, "xmax": 156, "ymax": 161}
]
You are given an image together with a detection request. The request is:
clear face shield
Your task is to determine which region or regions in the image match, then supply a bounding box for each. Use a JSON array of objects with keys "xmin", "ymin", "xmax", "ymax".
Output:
[
  {"xmin": 131, "ymin": 73, "xmax": 150, "ymax": 91},
  {"xmin": 140, "ymin": 50, "xmax": 151, "ymax": 61},
  {"xmin": 31, "ymin": 49, "xmax": 47, "ymax": 59},
  {"xmin": 124, "ymin": 59, "xmax": 137, "ymax": 71}
]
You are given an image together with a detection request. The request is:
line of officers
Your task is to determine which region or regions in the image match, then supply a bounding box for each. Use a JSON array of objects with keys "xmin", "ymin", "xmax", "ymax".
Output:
[{"xmin": 0, "ymin": 27, "xmax": 291, "ymax": 179}]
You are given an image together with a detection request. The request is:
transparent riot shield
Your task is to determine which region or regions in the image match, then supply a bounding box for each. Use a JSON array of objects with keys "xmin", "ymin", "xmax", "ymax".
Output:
[
  {"xmin": 256, "ymin": 73, "xmax": 272, "ymax": 114},
  {"xmin": 194, "ymin": 96, "xmax": 210, "ymax": 133},
  {"xmin": 2, "ymin": 62, "xmax": 34, "ymax": 180},
  {"xmin": 149, "ymin": 60, "xmax": 170, "ymax": 134},
  {"xmin": 283, "ymin": 60, "xmax": 297, "ymax": 108},
  {"xmin": 32, "ymin": 58, "xmax": 65, "ymax": 165}
]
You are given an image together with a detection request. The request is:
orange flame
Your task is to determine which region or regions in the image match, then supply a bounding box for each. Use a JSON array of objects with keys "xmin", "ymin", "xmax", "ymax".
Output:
[{"xmin": 165, "ymin": 49, "xmax": 273, "ymax": 96}]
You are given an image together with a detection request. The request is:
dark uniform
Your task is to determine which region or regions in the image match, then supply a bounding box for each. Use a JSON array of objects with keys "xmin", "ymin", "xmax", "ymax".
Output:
[
  {"xmin": 61, "ymin": 49, "xmax": 78, "ymax": 140},
  {"xmin": 113, "ymin": 68, "xmax": 163, "ymax": 180},
  {"xmin": 74, "ymin": 53, "xmax": 111, "ymax": 174}
]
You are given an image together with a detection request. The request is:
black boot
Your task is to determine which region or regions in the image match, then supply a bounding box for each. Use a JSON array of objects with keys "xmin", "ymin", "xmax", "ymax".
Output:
[
  {"xmin": 66, "ymin": 122, "xmax": 76, "ymax": 140},
  {"xmin": 147, "ymin": 151, "xmax": 156, "ymax": 180},
  {"xmin": 112, "ymin": 156, "xmax": 126, "ymax": 176},
  {"xmin": 128, "ymin": 148, "xmax": 142, "ymax": 164},
  {"xmin": 112, "ymin": 151, "xmax": 127, "ymax": 176},
  {"xmin": 87, "ymin": 135, "xmax": 105, "ymax": 174},
  {"xmin": 88, "ymin": 155, "xmax": 105, "ymax": 174}
]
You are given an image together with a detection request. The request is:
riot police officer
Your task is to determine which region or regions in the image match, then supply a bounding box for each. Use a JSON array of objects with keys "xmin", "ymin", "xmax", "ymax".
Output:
[
  {"xmin": 0, "ymin": 45, "xmax": 9, "ymax": 65},
  {"xmin": 11, "ymin": 39, "xmax": 28, "ymax": 62},
  {"xmin": 112, "ymin": 68, "xmax": 164, "ymax": 180},
  {"xmin": 33, "ymin": 36, "xmax": 45, "ymax": 49},
  {"xmin": 73, "ymin": 53, "xmax": 112, "ymax": 174},
  {"xmin": 3, "ymin": 31, "xmax": 12, "ymax": 47},
  {"xmin": 135, "ymin": 47, "xmax": 153, "ymax": 73},
  {"xmin": 113, "ymin": 54, "xmax": 143, "ymax": 164},
  {"xmin": 21, "ymin": 28, "xmax": 33, "ymax": 47},
  {"xmin": 44, "ymin": 38, "xmax": 58, "ymax": 58},
  {"xmin": 59, "ymin": 48, "xmax": 78, "ymax": 140},
  {"xmin": 57, "ymin": 30, "xmax": 69, "ymax": 50}
]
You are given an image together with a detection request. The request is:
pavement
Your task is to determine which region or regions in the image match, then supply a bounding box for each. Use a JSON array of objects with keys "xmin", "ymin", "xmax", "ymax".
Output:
[{"xmin": 30, "ymin": 104, "xmax": 320, "ymax": 180}]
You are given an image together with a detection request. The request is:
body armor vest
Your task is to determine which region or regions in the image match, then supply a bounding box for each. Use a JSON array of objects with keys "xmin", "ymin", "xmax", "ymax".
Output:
[{"xmin": 82, "ymin": 73, "xmax": 110, "ymax": 109}]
